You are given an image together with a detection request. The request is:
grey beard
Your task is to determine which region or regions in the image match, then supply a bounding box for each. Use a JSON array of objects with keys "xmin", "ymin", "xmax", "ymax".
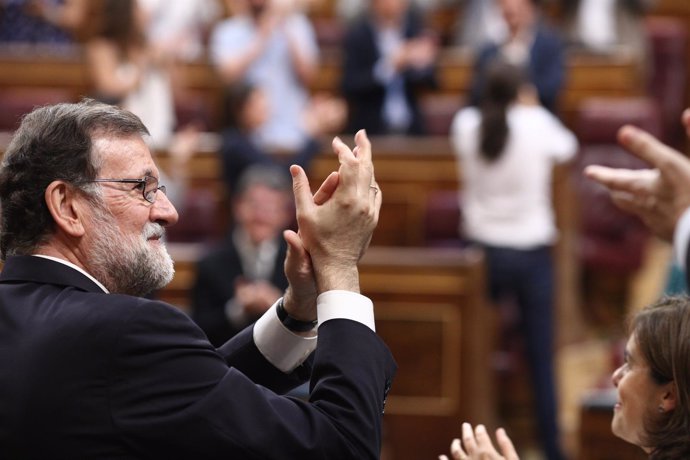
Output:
[{"xmin": 87, "ymin": 204, "xmax": 174, "ymax": 297}]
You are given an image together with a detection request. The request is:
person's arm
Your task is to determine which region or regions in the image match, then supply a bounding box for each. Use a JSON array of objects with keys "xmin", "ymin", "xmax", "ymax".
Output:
[
  {"xmin": 439, "ymin": 423, "xmax": 519, "ymax": 460},
  {"xmin": 210, "ymin": 20, "xmax": 271, "ymax": 85},
  {"xmin": 85, "ymin": 40, "xmax": 142, "ymax": 100},
  {"xmin": 32, "ymin": 0, "xmax": 88, "ymax": 31},
  {"xmin": 283, "ymin": 15, "xmax": 319, "ymax": 87},
  {"xmin": 584, "ymin": 109, "xmax": 690, "ymax": 243}
]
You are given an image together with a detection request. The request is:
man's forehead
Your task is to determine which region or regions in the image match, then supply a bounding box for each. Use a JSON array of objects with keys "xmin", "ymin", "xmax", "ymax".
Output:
[{"xmin": 92, "ymin": 134, "xmax": 158, "ymax": 176}]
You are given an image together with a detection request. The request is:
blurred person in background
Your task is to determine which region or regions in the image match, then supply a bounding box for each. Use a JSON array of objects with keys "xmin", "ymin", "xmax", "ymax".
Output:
[
  {"xmin": 138, "ymin": 0, "xmax": 221, "ymax": 63},
  {"xmin": 191, "ymin": 165, "xmax": 293, "ymax": 346},
  {"xmin": 0, "ymin": 0, "xmax": 87, "ymax": 44},
  {"xmin": 85, "ymin": 0, "xmax": 175, "ymax": 148},
  {"xmin": 559, "ymin": 0, "xmax": 656, "ymax": 77},
  {"xmin": 218, "ymin": 82, "xmax": 336, "ymax": 191},
  {"xmin": 452, "ymin": 0, "xmax": 507, "ymax": 50},
  {"xmin": 451, "ymin": 60, "xmax": 577, "ymax": 460},
  {"xmin": 341, "ymin": 0, "xmax": 438, "ymax": 135},
  {"xmin": 467, "ymin": 0, "xmax": 565, "ymax": 114},
  {"xmin": 85, "ymin": 0, "xmax": 201, "ymax": 208},
  {"xmin": 210, "ymin": 0, "xmax": 319, "ymax": 152}
]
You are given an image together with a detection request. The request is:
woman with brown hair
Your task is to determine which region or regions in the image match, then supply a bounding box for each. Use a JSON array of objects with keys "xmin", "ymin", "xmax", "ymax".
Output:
[
  {"xmin": 85, "ymin": 0, "xmax": 175, "ymax": 148},
  {"xmin": 441, "ymin": 295, "xmax": 690, "ymax": 459}
]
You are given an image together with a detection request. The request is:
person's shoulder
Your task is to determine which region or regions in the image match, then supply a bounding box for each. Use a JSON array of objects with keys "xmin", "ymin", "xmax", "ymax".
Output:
[
  {"xmin": 511, "ymin": 104, "xmax": 557, "ymax": 123},
  {"xmin": 450, "ymin": 107, "xmax": 480, "ymax": 156},
  {"xmin": 102, "ymin": 293, "xmax": 200, "ymax": 337},
  {"xmin": 451, "ymin": 107, "xmax": 480, "ymax": 132},
  {"xmin": 48, "ymin": 291, "xmax": 180, "ymax": 340}
]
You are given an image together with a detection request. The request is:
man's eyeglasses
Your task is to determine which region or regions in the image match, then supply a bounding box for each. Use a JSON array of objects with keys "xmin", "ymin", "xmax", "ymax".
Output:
[{"xmin": 90, "ymin": 175, "xmax": 167, "ymax": 204}]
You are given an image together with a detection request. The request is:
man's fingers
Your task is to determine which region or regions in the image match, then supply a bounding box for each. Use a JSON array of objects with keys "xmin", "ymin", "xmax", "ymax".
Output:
[
  {"xmin": 283, "ymin": 229, "xmax": 305, "ymax": 256},
  {"xmin": 313, "ymin": 171, "xmax": 339, "ymax": 205},
  {"xmin": 496, "ymin": 428, "xmax": 519, "ymax": 460},
  {"xmin": 354, "ymin": 129, "xmax": 372, "ymax": 163},
  {"xmin": 290, "ymin": 164, "xmax": 314, "ymax": 215},
  {"xmin": 333, "ymin": 133, "xmax": 376, "ymax": 196},
  {"xmin": 372, "ymin": 181, "xmax": 382, "ymax": 223},
  {"xmin": 332, "ymin": 136, "xmax": 355, "ymax": 166}
]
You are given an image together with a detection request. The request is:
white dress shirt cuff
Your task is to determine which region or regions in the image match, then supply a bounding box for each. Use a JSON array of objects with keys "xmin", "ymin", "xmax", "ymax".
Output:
[
  {"xmin": 317, "ymin": 290, "xmax": 375, "ymax": 332},
  {"xmin": 673, "ymin": 206, "xmax": 690, "ymax": 269},
  {"xmin": 253, "ymin": 299, "xmax": 317, "ymax": 373}
]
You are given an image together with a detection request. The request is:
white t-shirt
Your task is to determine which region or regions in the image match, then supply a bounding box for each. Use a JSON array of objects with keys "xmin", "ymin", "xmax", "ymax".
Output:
[{"xmin": 450, "ymin": 104, "xmax": 578, "ymax": 248}]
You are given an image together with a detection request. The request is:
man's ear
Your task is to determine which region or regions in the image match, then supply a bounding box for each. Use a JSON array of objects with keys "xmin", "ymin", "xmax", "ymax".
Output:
[{"xmin": 44, "ymin": 181, "xmax": 88, "ymax": 238}]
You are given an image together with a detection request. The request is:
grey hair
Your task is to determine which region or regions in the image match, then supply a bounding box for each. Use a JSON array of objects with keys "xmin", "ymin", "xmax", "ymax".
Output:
[{"xmin": 0, "ymin": 99, "xmax": 149, "ymax": 259}]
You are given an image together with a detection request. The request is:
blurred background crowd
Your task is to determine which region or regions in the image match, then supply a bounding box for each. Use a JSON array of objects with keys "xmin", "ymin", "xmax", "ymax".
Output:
[{"xmin": 0, "ymin": 0, "xmax": 689, "ymax": 459}]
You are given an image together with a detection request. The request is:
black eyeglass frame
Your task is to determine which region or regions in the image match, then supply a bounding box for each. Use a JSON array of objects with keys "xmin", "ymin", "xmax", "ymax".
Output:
[{"xmin": 89, "ymin": 175, "xmax": 166, "ymax": 204}]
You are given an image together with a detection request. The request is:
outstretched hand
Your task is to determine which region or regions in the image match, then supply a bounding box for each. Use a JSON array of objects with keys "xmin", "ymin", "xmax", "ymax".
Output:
[
  {"xmin": 584, "ymin": 110, "xmax": 690, "ymax": 242},
  {"xmin": 439, "ymin": 423, "xmax": 519, "ymax": 460}
]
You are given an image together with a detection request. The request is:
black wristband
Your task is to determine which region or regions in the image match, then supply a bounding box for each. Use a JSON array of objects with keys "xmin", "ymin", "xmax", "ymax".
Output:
[{"xmin": 276, "ymin": 298, "xmax": 318, "ymax": 332}]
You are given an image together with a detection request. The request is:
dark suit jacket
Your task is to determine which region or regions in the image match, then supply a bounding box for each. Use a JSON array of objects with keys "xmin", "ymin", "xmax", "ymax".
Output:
[
  {"xmin": 191, "ymin": 236, "xmax": 289, "ymax": 347},
  {"xmin": 341, "ymin": 8, "xmax": 437, "ymax": 135},
  {"xmin": 468, "ymin": 20, "xmax": 565, "ymax": 113},
  {"xmin": 0, "ymin": 255, "xmax": 396, "ymax": 459}
]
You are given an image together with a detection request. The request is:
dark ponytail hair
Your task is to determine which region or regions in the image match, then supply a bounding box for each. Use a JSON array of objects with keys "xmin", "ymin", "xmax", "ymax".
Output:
[{"xmin": 479, "ymin": 61, "xmax": 526, "ymax": 162}]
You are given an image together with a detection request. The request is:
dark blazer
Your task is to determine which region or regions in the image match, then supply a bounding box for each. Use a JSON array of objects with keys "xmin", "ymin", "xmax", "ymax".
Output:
[
  {"xmin": 468, "ymin": 20, "xmax": 565, "ymax": 113},
  {"xmin": 341, "ymin": 8, "xmax": 437, "ymax": 135},
  {"xmin": 191, "ymin": 236, "xmax": 289, "ymax": 347},
  {"xmin": 0, "ymin": 255, "xmax": 396, "ymax": 459}
]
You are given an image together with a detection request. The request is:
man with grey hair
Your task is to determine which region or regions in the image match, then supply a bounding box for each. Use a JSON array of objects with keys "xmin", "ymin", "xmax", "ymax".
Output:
[{"xmin": 0, "ymin": 99, "xmax": 395, "ymax": 458}]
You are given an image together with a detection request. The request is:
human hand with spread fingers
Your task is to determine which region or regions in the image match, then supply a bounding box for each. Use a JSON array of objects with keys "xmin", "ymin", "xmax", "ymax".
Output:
[
  {"xmin": 440, "ymin": 423, "xmax": 519, "ymax": 460},
  {"xmin": 585, "ymin": 110, "xmax": 690, "ymax": 242}
]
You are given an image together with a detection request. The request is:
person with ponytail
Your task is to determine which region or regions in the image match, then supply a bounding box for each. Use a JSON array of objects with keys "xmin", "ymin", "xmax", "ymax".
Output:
[{"xmin": 450, "ymin": 60, "xmax": 577, "ymax": 460}]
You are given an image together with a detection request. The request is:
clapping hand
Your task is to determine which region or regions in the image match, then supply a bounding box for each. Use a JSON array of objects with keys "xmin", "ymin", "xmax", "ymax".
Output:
[{"xmin": 439, "ymin": 423, "xmax": 519, "ymax": 460}]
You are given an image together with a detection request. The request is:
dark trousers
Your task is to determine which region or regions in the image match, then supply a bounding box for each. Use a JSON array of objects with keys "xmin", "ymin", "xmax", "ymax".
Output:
[{"xmin": 482, "ymin": 244, "xmax": 564, "ymax": 460}]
